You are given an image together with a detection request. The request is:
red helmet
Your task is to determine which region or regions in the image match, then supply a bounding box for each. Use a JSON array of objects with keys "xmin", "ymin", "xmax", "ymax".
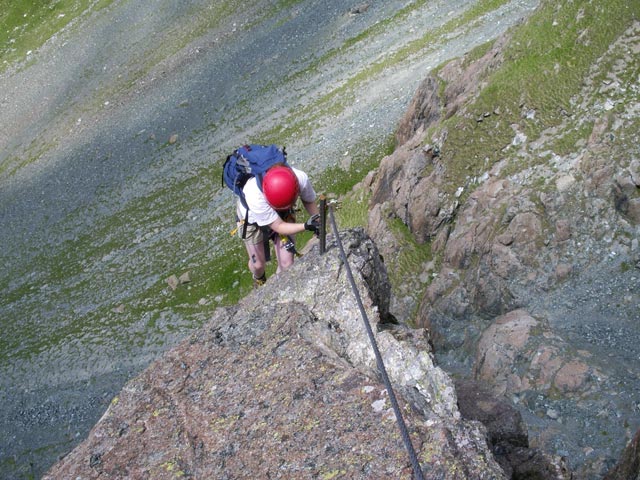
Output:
[{"xmin": 262, "ymin": 166, "xmax": 299, "ymax": 210}]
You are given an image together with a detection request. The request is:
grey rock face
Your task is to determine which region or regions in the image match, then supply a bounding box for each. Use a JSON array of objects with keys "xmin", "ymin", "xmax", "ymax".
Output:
[{"xmin": 45, "ymin": 229, "xmax": 506, "ymax": 479}]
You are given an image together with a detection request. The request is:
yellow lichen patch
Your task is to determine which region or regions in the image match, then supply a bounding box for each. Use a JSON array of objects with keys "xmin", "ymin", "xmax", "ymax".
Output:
[
  {"xmin": 321, "ymin": 469, "xmax": 346, "ymax": 480},
  {"xmin": 161, "ymin": 461, "xmax": 185, "ymax": 477},
  {"xmin": 302, "ymin": 418, "xmax": 320, "ymax": 431},
  {"xmin": 209, "ymin": 414, "xmax": 241, "ymax": 432}
]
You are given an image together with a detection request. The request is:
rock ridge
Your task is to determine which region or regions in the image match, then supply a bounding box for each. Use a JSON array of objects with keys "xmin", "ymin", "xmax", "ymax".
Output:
[{"xmin": 45, "ymin": 229, "xmax": 508, "ymax": 479}]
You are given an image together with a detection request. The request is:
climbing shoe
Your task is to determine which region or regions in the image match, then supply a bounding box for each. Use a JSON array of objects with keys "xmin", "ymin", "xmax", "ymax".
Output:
[{"xmin": 253, "ymin": 273, "xmax": 267, "ymax": 288}]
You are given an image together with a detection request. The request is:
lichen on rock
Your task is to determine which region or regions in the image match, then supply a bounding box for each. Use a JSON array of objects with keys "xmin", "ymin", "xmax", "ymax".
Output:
[{"xmin": 44, "ymin": 229, "xmax": 506, "ymax": 479}]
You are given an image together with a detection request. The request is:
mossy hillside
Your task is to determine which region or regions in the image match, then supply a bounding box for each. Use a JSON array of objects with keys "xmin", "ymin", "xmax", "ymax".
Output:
[
  {"xmin": 548, "ymin": 17, "xmax": 640, "ymax": 158},
  {"xmin": 0, "ymin": 0, "xmax": 554, "ymax": 367},
  {"xmin": 431, "ymin": 0, "xmax": 640, "ymax": 204},
  {"xmin": 0, "ymin": 134, "xmax": 61, "ymax": 179},
  {"xmin": 0, "ymin": 131, "xmax": 393, "ymax": 363},
  {"xmin": 0, "ymin": 0, "xmax": 306, "ymax": 178},
  {"xmin": 386, "ymin": 214, "xmax": 434, "ymax": 323},
  {"xmin": 261, "ymin": 0, "xmax": 516, "ymax": 145},
  {"xmin": 0, "ymin": 0, "xmax": 113, "ymax": 72},
  {"xmin": 2, "ymin": 0, "xmax": 525, "ymax": 179}
]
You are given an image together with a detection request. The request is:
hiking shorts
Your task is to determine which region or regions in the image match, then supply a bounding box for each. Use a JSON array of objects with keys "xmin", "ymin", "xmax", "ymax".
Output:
[{"xmin": 238, "ymin": 222, "xmax": 269, "ymax": 245}]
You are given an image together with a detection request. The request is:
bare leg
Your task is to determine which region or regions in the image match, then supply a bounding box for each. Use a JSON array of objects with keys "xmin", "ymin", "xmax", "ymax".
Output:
[
  {"xmin": 245, "ymin": 241, "xmax": 267, "ymax": 279},
  {"xmin": 273, "ymin": 234, "xmax": 295, "ymax": 273}
]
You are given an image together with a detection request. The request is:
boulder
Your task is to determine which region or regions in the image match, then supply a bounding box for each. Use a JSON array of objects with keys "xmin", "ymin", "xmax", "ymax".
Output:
[{"xmin": 474, "ymin": 310, "xmax": 602, "ymax": 398}]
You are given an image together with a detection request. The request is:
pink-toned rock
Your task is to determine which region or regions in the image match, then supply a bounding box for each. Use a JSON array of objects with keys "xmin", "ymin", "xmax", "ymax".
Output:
[
  {"xmin": 529, "ymin": 345, "xmax": 563, "ymax": 390},
  {"xmin": 475, "ymin": 310, "xmax": 538, "ymax": 395},
  {"xmin": 475, "ymin": 310, "xmax": 601, "ymax": 399},
  {"xmin": 556, "ymin": 175, "xmax": 576, "ymax": 192},
  {"xmin": 555, "ymin": 263, "xmax": 573, "ymax": 281},
  {"xmin": 587, "ymin": 114, "xmax": 611, "ymax": 147},
  {"xmin": 487, "ymin": 179, "xmax": 508, "ymax": 198},
  {"xmin": 589, "ymin": 165, "xmax": 614, "ymax": 194},
  {"xmin": 626, "ymin": 198, "xmax": 640, "ymax": 224},
  {"xmin": 491, "ymin": 243, "xmax": 521, "ymax": 279},
  {"xmin": 553, "ymin": 360, "xmax": 590, "ymax": 393},
  {"xmin": 507, "ymin": 212, "xmax": 542, "ymax": 245},
  {"xmin": 395, "ymin": 75, "xmax": 441, "ymax": 145},
  {"xmin": 496, "ymin": 233, "xmax": 514, "ymax": 246},
  {"xmin": 555, "ymin": 220, "xmax": 571, "ymax": 242},
  {"xmin": 369, "ymin": 142, "xmax": 449, "ymax": 244}
]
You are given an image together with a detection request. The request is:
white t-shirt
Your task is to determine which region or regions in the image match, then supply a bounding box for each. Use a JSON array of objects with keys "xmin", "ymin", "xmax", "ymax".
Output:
[{"xmin": 237, "ymin": 167, "xmax": 316, "ymax": 227}]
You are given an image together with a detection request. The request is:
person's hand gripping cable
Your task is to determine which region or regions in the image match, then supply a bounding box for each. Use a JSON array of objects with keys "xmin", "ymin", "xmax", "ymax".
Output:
[{"xmin": 304, "ymin": 214, "xmax": 321, "ymax": 236}]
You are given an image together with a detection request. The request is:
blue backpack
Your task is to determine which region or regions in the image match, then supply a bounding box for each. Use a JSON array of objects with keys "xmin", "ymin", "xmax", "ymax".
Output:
[{"xmin": 222, "ymin": 144, "xmax": 288, "ymax": 237}]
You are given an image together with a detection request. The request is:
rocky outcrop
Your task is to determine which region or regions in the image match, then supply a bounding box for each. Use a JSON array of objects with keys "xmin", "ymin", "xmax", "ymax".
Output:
[
  {"xmin": 367, "ymin": 17, "xmax": 640, "ymax": 480},
  {"xmin": 474, "ymin": 310, "xmax": 603, "ymax": 398},
  {"xmin": 45, "ymin": 230, "xmax": 507, "ymax": 479}
]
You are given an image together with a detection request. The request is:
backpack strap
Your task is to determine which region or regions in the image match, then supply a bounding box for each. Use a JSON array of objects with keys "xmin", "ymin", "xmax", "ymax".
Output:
[{"xmin": 241, "ymin": 209, "xmax": 249, "ymax": 239}]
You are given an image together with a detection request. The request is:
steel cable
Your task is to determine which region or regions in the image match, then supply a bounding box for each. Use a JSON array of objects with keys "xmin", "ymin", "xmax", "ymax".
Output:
[{"xmin": 327, "ymin": 206, "xmax": 425, "ymax": 480}]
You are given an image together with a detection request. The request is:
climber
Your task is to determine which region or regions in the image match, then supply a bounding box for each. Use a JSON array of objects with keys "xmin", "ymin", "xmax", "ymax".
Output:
[{"xmin": 236, "ymin": 163, "xmax": 320, "ymax": 287}]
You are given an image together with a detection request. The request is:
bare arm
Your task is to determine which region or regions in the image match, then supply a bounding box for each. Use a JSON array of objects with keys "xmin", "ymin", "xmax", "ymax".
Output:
[
  {"xmin": 268, "ymin": 200, "xmax": 319, "ymax": 236},
  {"xmin": 268, "ymin": 217, "xmax": 307, "ymax": 236},
  {"xmin": 303, "ymin": 199, "xmax": 319, "ymax": 216}
]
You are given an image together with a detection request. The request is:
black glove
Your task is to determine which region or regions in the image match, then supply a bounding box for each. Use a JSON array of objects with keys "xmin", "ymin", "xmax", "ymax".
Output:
[{"xmin": 304, "ymin": 214, "xmax": 321, "ymax": 235}]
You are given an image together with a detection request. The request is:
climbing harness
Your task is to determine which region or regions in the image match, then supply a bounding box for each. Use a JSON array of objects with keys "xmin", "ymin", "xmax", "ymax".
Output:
[
  {"xmin": 231, "ymin": 209, "xmax": 301, "ymax": 261},
  {"xmin": 280, "ymin": 234, "xmax": 300, "ymax": 256},
  {"xmin": 325, "ymin": 203, "xmax": 426, "ymax": 480}
]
